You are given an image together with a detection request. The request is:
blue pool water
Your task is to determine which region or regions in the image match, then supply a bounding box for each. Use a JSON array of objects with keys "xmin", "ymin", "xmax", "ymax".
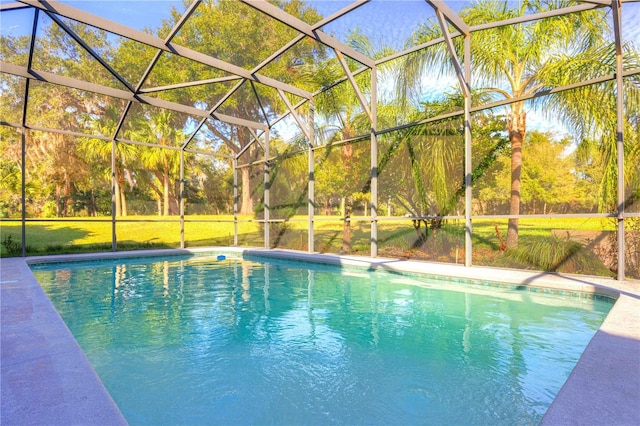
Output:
[{"xmin": 31, "ymin": 254, "xmax": 612, "ymax": 425}]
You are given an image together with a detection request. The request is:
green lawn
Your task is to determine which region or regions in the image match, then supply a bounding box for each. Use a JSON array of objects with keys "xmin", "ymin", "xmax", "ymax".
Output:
[
  {"xmin": 0, "ymin": 216, "xmax": 253, "ymax": 254},
  {"xmin": 0, "ymin": 215, "xmax": 621, "ymax": 277},
  {"xmin": 0, "ymin": 215, "xmax": 615, "ymax": 254}
]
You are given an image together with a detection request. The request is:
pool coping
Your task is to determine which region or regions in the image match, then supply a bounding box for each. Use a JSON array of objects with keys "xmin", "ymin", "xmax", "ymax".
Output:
[{"xmin": 2, "ymin": 247, "xmax": 639, "ymax": 425}]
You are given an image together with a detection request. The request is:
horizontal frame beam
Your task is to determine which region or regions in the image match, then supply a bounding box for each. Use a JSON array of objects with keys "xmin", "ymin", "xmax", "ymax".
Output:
[
  {"xmin": 376, "ymin": 2, "xmax": 602, "ymax": 66},
  {"xmin": 0, "ymin": 2, "xmax": 30, "ymax": 11},
  {"xmin": 139, "ymin": 76, "xmax": 243, "ymax": 94},
  {"xmin": 470, "ymin": 2, "xmax": 603, "ymax": 32},
  {"xmin": 17, "ymin": 0, "xmax": 312, "ymax": 99},
  {"xmin": 0, "ymin": 120, "xmax": 232, "ymax": 158},
  {"xmin": 376, "ymin": 67, "xmax": 640, "ymax": 137},
  {"xmin": 1, "ymin": 61, "xmax": 267, "ymax": 130}
]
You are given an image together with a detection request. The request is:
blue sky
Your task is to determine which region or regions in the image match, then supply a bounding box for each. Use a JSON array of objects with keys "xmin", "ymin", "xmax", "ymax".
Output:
[
  {"xmin": 3, "ymin": 1, "xmax": 639, "ymax": 50},
  {"xmin": 58, "ymin": 0, "xmax": 184, "ymax": 32}
]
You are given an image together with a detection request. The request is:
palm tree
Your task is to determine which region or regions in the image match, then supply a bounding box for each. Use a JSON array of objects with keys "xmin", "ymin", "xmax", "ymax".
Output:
[
  {"xmin": 537, "ymin": 43, "xmax": 640, "ymax": 212},
  {"xmin": 80, "ymin": 105, "xmax": 137, "ymax": 216},
  {"xmin": 403, "ymin": 0, "xmax": 627, "ymax": 249},
  {"xmin": 128, "ymin": 110, "xmax": 182, "ymax": 216}
]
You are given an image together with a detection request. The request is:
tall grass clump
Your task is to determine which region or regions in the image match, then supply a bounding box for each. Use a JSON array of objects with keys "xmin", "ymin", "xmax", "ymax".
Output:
[{"xmin": 505, "ymin": 236, "xmax": 613, "ymax": 276}]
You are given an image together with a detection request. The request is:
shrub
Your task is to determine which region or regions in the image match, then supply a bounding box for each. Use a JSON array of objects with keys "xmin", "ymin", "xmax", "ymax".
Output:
[{"xmin": 2, "ymin": 234, "xmax": 21, "ymax": 255}]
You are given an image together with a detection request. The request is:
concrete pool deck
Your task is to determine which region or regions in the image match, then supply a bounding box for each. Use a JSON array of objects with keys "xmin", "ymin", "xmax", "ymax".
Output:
[{"xmin": 1, "ymin": 247, "xmax": 639, "ymax": 425}]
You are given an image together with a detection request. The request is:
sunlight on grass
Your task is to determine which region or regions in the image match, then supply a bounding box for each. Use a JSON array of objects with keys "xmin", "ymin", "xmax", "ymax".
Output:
[
  {"xmin": 0, "ymin": 215, "xmax": 615, "ymax": 255},
  {"xmin": 0, "ymin": 216, "xmax": 621, "ymax": 278}
]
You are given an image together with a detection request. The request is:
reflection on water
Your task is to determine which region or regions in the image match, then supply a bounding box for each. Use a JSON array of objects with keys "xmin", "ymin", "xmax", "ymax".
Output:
[{"xmin": 32, "ymin": 255, "xmax": 611, "ymax": 425}]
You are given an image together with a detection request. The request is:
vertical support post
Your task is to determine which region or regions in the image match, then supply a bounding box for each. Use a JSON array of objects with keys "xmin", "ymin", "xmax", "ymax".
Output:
[
  {"xmin": 370, "ymin": 66, "xmax": 378, "ymax": 258},
  {"xmin": 179, "ymin": 149, "xmax": 185, "ymax": 249},
  {"xmin": 20, "ymin": 128, "xmax": 26, "ymax": 257},
  {"xmin": 111, "ymin": 139, "xmax": 117, "ymax": 252},
  {"xmin": 612, "ymin": 0, "xmax": 625, "ymax": 280},
  {"xmin": 264, "ymin": 129, "xmax": 270, "ymax": 248},
  {"xmin": 464, "ymin": 34, "xmax": 472, "ymax": 267},
  {"xmin": 21, "ymin": 9, "xmax": 38, "ymax": 257},
  {"xmin": 233, "ymin": 157, "xmax": 238, "ymax": 246},
  {"xmin": 308, "ymin": 100, "xmax": 315, "ymax": 253}
]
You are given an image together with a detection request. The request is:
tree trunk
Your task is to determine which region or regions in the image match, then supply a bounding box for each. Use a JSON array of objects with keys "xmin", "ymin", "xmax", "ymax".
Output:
[
  {"xmin": 168, "ymin": 192, "xmax": 179, "ymax": 215},
  {"xmin": 121, "ymin": 168, "xmax": 129, "ymax": 216},
  {"xmin": 55, "ymin": 185, "xmax": 61, "ymax": 217},
  {"xmin": 114, "ymin": 167, "xmax": 128, "ymax": 217},
  {"xmin": 342, "ymin": 198, "xmax": 352, "ymax": 253},
  {"xmin": 163, "ymin": 166, "xmax": 170, "ymax": 216},
  {"xmin": 240, "ymin": 167, "xmax": 253, "ymax": 214},
  {"xmin": 325, "ymin": 199, "xmax": 332, "ymax": 215},
  {"xmin": 114, "ymin": 178, "xmax": 122, "ymax": 217},
  {"xmin": 90, "ymin": 189, "xmax": 96, "ymax": 216},
  {"xmin": 120, "ymin": 183, "xmax": 128, "ymax": 217},
  {"xmin": 506, "ymin": 106, "xmax": 526, "ymax": 250},
  {"xmin": 212, "ymin": 126, "xmax": 254, "ymax": 216},
  {"xmin": 342, "ymin": 211, "xmax": 351, "ymax": 253}
]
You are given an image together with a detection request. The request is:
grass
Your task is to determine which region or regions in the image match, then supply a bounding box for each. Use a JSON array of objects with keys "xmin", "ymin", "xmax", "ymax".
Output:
[
  {"xmin": 0, "ymin": 215, "xmax": 620, "ymax": 277},
  {"xmin": 505, "ymin": 236, "xmax": 612, "ymax": 276},
  {"xmin": 0, "ymin": 215, "xmax": 243, "ymax": 255}
]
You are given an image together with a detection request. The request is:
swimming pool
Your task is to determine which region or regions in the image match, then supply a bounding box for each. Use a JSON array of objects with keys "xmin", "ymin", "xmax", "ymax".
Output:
[{"xmin": 31, "ymin": 253, "xmax": 613, "ymax": 425}]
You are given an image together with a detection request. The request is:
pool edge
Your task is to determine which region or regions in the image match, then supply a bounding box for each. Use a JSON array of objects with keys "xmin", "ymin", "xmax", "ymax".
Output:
[{"xmin": 1, "ymin": 257, "xmax": 128, "ymax": 426}]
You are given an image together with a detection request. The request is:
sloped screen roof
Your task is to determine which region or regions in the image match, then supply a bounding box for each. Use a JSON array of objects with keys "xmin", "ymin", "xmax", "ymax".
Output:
[{"xmin": 2, "ymin": 0, "xmax": 637, "ymax": 153}]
